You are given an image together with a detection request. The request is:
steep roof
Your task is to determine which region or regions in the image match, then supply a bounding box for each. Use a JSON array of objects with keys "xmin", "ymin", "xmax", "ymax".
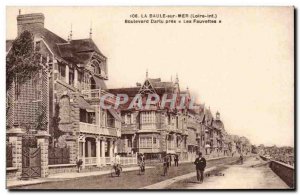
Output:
[
  {"xmin": 57, "ymin": 39, "xmax": 106, "ymax": 64},
  {"xmin": 149, "ymin": 78, "xmax": 174, "ymax": 89},
  {"xmin": 213, "ymin": 119, "xmax": 224, "ymax": 130},
  {"xmin": 7, "ymin": 25, "xmax": 105, "ymax": 65},
  {"xmin": 108, "ymin": 87, "xmax": 140, "ymax": 97},
  {"xmin": 32, "ymin": 27, "xmax": 68, "ymax": 57},
  {"xmin": 205, "ymin": 108, "xmax": 214, "ymax": 126}
]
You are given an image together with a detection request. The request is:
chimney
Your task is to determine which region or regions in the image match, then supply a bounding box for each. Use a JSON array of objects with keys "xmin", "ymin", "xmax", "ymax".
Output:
[
  {"xmin": 216, "ymin": 111, "xmax": 220, "ymax": 120},
  {"xmin": 17, "ymin": 13, "xmax": 45, "ymax": 36}
]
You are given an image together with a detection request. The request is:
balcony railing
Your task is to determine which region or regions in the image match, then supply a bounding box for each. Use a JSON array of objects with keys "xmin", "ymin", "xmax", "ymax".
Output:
[
  {"xmin": 81, "ymin": 89, "xmax": 117, "ymax": 105},
  {"xmin": 79, "ymin": 122, "xmax": 119, "ymax": 137},
  {"xmin": 79, "ymin": 122, "xmax": 100, "ymax": 134},
  {"xmin": 120, "ymin": 157, "xmax": 138, "ymax": 165},
  {"xmin": 187, "ymin": 118, "xmax": 199, "ymax": 129},
  {"xmin": 85, "ymin": 157, "xmax": 97, "ymax": 165}
]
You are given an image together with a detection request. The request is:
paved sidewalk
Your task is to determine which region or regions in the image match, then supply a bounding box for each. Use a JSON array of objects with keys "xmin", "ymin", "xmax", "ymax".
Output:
[
  {"xmin": 7, "ymin": 166, "xmax": 154, "ymax": 188},
  {"xmin": 141, "ymin": 166, "xmax": 217, "ymax": 189},
  {"xmin": 186, "ymin": 157, "xmax": 289, "ymax": 189}
]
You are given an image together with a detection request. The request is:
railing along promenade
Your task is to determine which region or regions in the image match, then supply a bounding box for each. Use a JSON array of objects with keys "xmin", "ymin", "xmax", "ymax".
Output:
[{"xmin": 260, "ymin": 155, "xmax": 294, "ymax": 188}]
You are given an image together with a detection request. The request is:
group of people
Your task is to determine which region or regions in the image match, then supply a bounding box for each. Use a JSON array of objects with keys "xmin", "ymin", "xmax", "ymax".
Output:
[
  {"xmin": 109, "ymin": 151, "xmax": 247, "ymax": 184},
  {"xmin": 110, "ymin": 152, "xmax": 207, "ymax": 183},
  {"xmin": 162, "ymin": 154, "xmax": 179, "ymax": 176}
]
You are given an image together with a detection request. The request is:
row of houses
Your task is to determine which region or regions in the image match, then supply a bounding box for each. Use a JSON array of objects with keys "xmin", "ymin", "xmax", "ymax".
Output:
[
  {"xmin": 6, "ymin": 12, "xmax": 252, "ymax": 179},
  {"xmin": 256, "ymin": 145, "xmax": 294, "ymax": 166}
]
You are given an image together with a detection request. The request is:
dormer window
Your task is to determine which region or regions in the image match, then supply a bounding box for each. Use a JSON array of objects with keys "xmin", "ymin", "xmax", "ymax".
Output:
[
  {"xmin": 95, "ymin": 66, "xmax": 101, "ymax": 75},
  {"xmin": 91, "ymin": 60, "xmax": 102, "ymax": 75}
]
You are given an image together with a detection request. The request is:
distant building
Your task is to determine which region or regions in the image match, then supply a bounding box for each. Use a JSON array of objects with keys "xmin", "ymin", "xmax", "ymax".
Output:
[{"xmin": 109, "ymin": 74, "xmax": 199, "ymax": 161}]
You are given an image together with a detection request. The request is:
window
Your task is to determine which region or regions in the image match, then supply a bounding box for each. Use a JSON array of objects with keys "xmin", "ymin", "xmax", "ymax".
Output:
[
  {"xmin": 128, "ymin": 138, "xmax": 132, "ymax": 147},
  {"xmin": 141, "ymin": 111, "xmax": 155, "ymax": 124},
  {"xmin": 140, "ymin": 137, "xmax": 152, "ymax": 148},
  {"xmin": 107, "ymin": 111, "xmax": 115, "ymax": 128},
  {"xmin": 95, "ymin": 66, "xmax": 101, "ymax": 75},
  {"xmin": 153, "ymin": 137, "xmax": 157, "ymax": 144},
  {"xmin": 91, "ymin": 60, "xmax": 102, "ymax": 75},
  {"xmin": 77, "ymin": 72, "xmax": 83, "ymax": 90},
  {"xmin": 125, "ymin": 113, "xmax": 132, "ymax": 124},
  {"xmin": 58, "ymin": 64, "xmax": 66, "ymax": 81}
]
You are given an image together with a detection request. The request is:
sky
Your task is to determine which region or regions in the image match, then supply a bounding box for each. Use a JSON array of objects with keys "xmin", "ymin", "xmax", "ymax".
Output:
[{"xmin": 6, "ymin": 7, "xmax": 294, "ymax": 147}]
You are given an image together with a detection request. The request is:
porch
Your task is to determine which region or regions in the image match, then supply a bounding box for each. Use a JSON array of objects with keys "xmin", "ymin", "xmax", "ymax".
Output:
[{"xmin": 78, "ymin": 136, "xmax": 137, "ymax": 167}]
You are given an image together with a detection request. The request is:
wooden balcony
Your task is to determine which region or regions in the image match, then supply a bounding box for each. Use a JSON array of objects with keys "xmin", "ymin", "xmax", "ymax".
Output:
[
  {"xmin": 81, "ymin": 89, "xmax": 117, "ymax": 105},
  {"xmin": 79, "ymin": 122, "xmax": 120, "ymax": 137},
  {"xmin": 187, "ymin": 118, "xmax": 199, "ymax": 130}
]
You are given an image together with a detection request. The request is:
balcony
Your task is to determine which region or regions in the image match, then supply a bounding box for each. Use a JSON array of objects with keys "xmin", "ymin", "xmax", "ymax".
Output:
[
  {"xmin": 79, "ymin": 122, "xmax": 120, "ymax": 137},
  {"xmin": 81, "ymin": 89, "xmax": 117, "ymax": 105},
  {"xmin": 166, "ymin": 125, "xmax": 179, "ymax": 133},
  {"xmin": 187, "ymin": 118, "xmax": 199, "ymax": 130},
  {"xmin": 84, "ymin": 157, "xmax": 97, "ymax": 165}
]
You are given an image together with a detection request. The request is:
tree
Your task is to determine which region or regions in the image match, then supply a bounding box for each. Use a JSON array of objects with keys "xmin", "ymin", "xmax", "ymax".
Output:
[{"xmin": 6, "ymin": 30, "xmax": 41, "ymax": 91}]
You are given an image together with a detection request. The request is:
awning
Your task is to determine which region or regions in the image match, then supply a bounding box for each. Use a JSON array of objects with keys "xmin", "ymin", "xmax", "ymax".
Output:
[
  {"xmin": 93, "ymin": 75, "xmax": 107, "ymax": 90},
  {"xmin": 108, "ymin": 109, "xmax": 123, "ymax": 122},
  {"xmin": 77, "ymin": 96, "xmax": 95, "ymax": 112}
]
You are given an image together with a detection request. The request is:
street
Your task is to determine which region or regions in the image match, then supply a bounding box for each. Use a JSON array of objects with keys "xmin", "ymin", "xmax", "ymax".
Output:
[
  {"xmin": 12, "ymin": 157, "xmax": 239, "ymax": 189},
  {"xmin": 167, "ymin": 156, "xmax": 289, "ymax": 189}
]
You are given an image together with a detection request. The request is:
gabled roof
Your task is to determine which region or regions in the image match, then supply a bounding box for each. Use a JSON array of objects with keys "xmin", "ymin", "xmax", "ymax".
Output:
[
  {"xmin": 32, "ymin": 27, "xmax": 68, "ymax": 57},
  {"xmin": 7, "ymin": 25, "xmax": 105, "ymax": 65},
  {"xmin": 213, "ymin": 119, "xmax": 224, "ymax": 130},
  {"xmin": 205, "ymin": 108, "xmax": 214, "ymax": 125},
  {"xmin": 149, "ymin": 78, "xmax": 174, "ymax": 89},
  {"xmin": 57, "ymin": 39, "xmax": 105, "ymax": 64},
  {"xmin": 108, "ymin": 87, "xmax": 140, "ymax": 97}
]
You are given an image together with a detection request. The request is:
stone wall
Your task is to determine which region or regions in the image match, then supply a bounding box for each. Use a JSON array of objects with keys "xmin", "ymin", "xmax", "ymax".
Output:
[
  {"xmin": 37, "ymin": 135, "xmax": 49, "ymax": 177},
  {"xmin": 7, "ymin": 133, "xmax": 23, "ymax": 179},
  {"xmin": 48, "ymin": 164, "xmax": 77, "ymax": 175},
  {"xmin": 54, "ymin": 80, "xmax": 80, "ymax": 135},
  {"xmin": 269, "ymin": 160, "xmax": 294, "ymax": 188},
  {"xmin": 66, "ymin": 136, "xmax": 78, "ymax": 164},
  {"xmin": 6, "ymin": 168, "xmax": 19, "ymax": 180}
]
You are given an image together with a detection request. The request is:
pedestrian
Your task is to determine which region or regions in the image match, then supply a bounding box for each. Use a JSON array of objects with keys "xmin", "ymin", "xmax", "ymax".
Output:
[
  {"xmin": 174, "ymin": 154, "xmax": 179, "ymax": 167},
  {"xmin": 194, "ymin": 152, "xmax": 206, "ymax": 183},
  {"xmin": 240, "ymin": 154, "xmax": 244, "ymax": 164},
  {"xmin": 163, "ymin": 155, "xmax": 170, "ymax": 176},
  {"xmin": 76, "ymin": 157, "xmax": 83, "ymax": 173},
  {"xmin": 169, "ymin": 155, "xmax": 172, "ymax": 167}
]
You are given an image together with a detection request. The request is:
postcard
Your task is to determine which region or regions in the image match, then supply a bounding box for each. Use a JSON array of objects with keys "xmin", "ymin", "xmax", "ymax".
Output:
[{"xmin": 6, "ymin": 6, "xmax": 294, "ymax": 190}]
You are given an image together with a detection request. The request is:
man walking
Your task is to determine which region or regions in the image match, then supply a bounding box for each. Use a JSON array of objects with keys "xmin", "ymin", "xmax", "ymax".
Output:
[
  {"xmin": 239, "ymin": 154, "xmax": 244, "ymax": 164},
  {"xmin": 174, "ymin": 154, "xmax": 179, "ymax": 167},
  {"xmin": 163, "ymin": 155, "xmax": 170, "ymax": 176},
  {"xmin": 194, "ymin": 152, "xmax": 206, "ymax": 183}
]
